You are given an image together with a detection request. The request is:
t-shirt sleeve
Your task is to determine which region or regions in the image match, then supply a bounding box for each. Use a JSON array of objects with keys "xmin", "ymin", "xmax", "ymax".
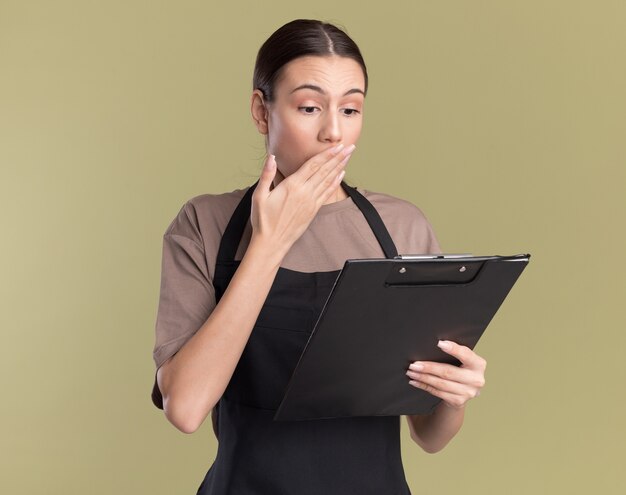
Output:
[
  {"xmin": 151, "ymin": 200, "xmax": 217, "ymax": 410},
  {"xmin": 423, "ymin": 214, "xmax": 442, "ymax": 255},
  {"xmin": 402, "ymin": 202, "xmax": 443, "ymax": 256}
]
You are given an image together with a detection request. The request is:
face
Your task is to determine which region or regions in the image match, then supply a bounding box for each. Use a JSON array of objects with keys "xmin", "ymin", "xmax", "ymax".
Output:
[{"xmin": 251, "ymin": 55, "xmax": 365, "ymax": 182}]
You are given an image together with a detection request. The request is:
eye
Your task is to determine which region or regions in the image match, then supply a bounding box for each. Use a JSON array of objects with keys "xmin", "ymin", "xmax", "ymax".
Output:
[{"xmin": 297, "ymin": 106, "xmax": 361, "ymax": 116}]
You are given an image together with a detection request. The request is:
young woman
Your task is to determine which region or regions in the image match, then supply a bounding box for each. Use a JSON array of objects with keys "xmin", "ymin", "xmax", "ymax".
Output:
[{"xmin": 151, "ymin": 19, "xmax": 486, "ymax": 495}]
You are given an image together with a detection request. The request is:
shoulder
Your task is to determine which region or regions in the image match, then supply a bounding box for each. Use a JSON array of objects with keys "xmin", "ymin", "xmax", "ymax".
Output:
[
  {"xmin": 164, "ymin": 186, "xmax": 251, "ymax": 242},
  {"xmin": 358, "ymin": 187, "xmax": 434, "ymax": 230},
  {"xmin": 356, "ymin": 186, "xmax": 440, "ymax": 255}
]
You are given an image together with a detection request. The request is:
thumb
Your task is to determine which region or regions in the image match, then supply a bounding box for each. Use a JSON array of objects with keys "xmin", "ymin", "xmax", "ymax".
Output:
[{"xmin": 258, "ymin": 154, "xmax": 277, "ymax": 193}]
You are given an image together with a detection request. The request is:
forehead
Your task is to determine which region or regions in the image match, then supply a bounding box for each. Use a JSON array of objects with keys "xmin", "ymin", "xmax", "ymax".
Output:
[{"xmin": 275, "ymin": 56, "xmax": 365, "ymax": 95}]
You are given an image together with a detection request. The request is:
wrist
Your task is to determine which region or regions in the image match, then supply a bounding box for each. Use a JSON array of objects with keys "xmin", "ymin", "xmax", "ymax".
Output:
[
  {"xmin": 439, "ymin": 400, "xmax": 466, "ymax": 412},
  {"xmin": 247, "ymin": 234, "xmax": 288, "ymax": 270}
]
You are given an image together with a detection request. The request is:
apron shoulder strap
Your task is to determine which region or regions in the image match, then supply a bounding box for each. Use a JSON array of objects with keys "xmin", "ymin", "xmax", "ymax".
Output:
[
  {"xmin": 216, "ymin": 182, "xmax": 257, "ymax": 263},
  {"xmin": 340, "ymin": 182, "xmax": 398, "ymax": 259}
]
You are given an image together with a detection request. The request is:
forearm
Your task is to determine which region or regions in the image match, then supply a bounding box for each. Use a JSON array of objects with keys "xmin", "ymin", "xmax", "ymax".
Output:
[
  {"xmin": 159, "ymin": 234, "xmax": 287, "ymax": 433},
  {"xmin": 407, "ymin": 402, "xmax": 465, "ymax": 454}
]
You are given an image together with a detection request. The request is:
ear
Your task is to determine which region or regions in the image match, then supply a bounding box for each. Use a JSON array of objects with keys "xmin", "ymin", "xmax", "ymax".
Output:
[{"xmin": 251, "ymin": 89, "xmax": 269, "ymax": 135}]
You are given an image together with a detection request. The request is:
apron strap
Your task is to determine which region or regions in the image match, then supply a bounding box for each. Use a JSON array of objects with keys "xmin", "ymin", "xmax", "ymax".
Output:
[
  {"xmin": 217, "ymin": 180, "xmax": 398, "ymax": 263},
  {"xmin": 216, "ymin": 181, "xmax": 257, "ymax": 264},
  {"xmin": 341, "ymin": 182, "xmax": 398, "ymax": 259}
]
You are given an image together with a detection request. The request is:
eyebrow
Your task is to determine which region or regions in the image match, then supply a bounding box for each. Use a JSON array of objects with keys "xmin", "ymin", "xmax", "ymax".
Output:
[{"xmin": 290, "ymin": 84, "xmax": 365, "ymax": 97}]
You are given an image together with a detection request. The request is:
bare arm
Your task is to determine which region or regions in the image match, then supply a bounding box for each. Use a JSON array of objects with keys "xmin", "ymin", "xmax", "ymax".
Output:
[
  {"xmin": 405, "ymin": 403, "xmax": 465, "ymax": 454},
  {"xmin": 157, "ymin": 145, "xmax": 355, "ymax": 433},
  {"xmin": 157, "ymin": 234, "xmax": 286, "ymax": 433}
]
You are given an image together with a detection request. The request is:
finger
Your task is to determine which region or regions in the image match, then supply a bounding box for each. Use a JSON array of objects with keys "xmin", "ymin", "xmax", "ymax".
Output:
[
  {"xmin": 289, "ymin": 143, "xmax": 343, "ymax": 186},
  {"xmin": 299, "ymin": 143, "xmax": 355, "ymax": 190},
  {"xmin": 310, "ymin": 145, "xmax": 355, "ymax": 195},
  {"xmin": 437, "ymin": 340, "xmax": 487, "ymax": 371},
  {"xmin": 311, "ymin": 164, "xmax": 349, "ymax": 209},
  {"xmin": 256, "ymin": 154, "xmax": 277, "ymax": 195},
  {"xmin": 408, "ymin": 361, "xmax": 477, "ymax": 386},
  {"xmin": 408, "ymin": 380, "xmax": 473, "ymax": 409},
  {"xmin": 406, "ymin": 369, "xmax": 477, "ymax": 396},
  {"xmin": 312, "ymin": 151, "xmax": 353, "ymax": 204}
]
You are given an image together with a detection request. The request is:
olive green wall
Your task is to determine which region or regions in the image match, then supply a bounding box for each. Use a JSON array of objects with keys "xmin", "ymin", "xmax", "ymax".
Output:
[{"xmin": 1, "ymin": 1, "xmax": 624, "ymax": 493}]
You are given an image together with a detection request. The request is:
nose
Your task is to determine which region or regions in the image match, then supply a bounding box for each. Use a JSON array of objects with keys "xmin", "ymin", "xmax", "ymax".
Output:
[{"xmin": 318, "ymin": 110, "xmax": 342, "ymax": 144}]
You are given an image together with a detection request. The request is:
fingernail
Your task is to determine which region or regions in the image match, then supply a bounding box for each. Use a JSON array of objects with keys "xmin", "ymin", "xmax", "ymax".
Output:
[
  {"xmin": 409, "ymin": 362, "xmax": 424, "ymax": 371},
  {"xmin": 438, "ymin": 340, "xmax": 451, "ymax": 350},
  {"xmin": 332, "ymin": 143, "xmax": 345, "ymax": 154},
  {"xmin": 345, "ymin": 144, "xmax": 356, "ymax": 153}
]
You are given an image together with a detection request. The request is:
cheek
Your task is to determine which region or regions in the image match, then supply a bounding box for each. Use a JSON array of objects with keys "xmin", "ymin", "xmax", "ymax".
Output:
[
  {"xmin": 277, "ymin": 144, "xmax": 308, "ymax": 175},
  {"xmin": 271, "ymin": 118, "xmax": 311, "ymax": 152},
  {"xmin": 280, "ymin": 116, "xmax": 312, "ymax": 140},
  {"xmin": 273, "ymin": 132, "xmax": 314, "ymax": 175},
  {"xmin": 267, "ymin": 110, "xmax": 333, "ymax": 173},
  {"xmin": 269, "ymin": 116, "xmax": 304, "ymax": 151}
]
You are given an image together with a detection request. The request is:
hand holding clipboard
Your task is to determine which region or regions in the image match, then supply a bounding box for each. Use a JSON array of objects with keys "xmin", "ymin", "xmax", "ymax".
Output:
[{"xmin": 406, "ymin": 338, "xmax": 487, "ymax": 409}]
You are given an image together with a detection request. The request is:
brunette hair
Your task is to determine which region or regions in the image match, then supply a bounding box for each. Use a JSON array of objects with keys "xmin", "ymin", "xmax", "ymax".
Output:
[{"xmin": 252, "ymin": 19, "xmax": 368, "ymax": 103}]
